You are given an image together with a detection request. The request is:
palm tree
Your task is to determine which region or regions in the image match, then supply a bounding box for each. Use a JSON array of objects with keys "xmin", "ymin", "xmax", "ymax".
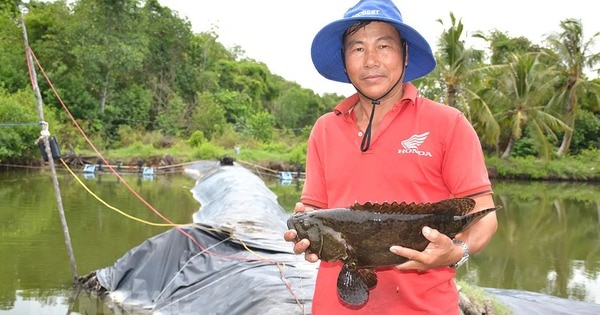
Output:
[
  {"xmin": 429, "ymin": 13, "xmax": 500, "ymax": 147},
  {"xmin": 435, "ymin": 13, "xmax": 482, "ymax": 110},
  {"xmin": 543, "ymin": 19, "xmax": 600, "ymax": 156},
  {"xmin": 480, "ymin": 52, "xmax": 570, "ymax": 159}
]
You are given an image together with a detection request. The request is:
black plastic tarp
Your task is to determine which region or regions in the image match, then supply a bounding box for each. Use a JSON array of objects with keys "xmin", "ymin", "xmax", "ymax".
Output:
[
  {"xmin": 94, "ymin": 161, "xmax": 317, "ymax": 314},
  {"xmin": 90, "ymin": 160, "xmax": 600, "ymax": 315}
]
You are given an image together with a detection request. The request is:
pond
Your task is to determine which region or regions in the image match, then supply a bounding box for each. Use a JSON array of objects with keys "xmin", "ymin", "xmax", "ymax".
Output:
[{"xmin": 0, "ymin": 166, "xmax": 599, "ymax": 314}]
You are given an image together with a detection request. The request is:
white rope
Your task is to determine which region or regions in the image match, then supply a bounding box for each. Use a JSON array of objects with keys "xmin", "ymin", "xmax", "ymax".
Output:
[{"xmin": 151, "ymin": 236, "xmax": 232, "ymax": 303}]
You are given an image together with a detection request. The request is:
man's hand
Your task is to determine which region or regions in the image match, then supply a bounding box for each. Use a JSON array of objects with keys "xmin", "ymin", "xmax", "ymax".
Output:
[
  {"xmin": 389, "ymin": 226, "xmax": 461, "ymax": 271},
  {"xmin": 283, "ymin": 202, "xmax": 319, "ymax": 262}
]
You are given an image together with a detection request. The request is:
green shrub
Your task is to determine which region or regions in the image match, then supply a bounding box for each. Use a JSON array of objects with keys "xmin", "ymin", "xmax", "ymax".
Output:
[
  {"xmin": 192, "ymin": 142, "xmax": 225, "ymax": 160},
  {"xmin": 188, "ymin": 131, "xmax": 206, "ymax": 148},
  {"xmin": 260, "ymin": 142, "xmax": 288, "ymax": 154}
]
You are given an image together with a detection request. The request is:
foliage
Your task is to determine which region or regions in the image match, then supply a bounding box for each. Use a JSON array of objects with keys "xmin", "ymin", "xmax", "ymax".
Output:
[
  {"xmin": 187, "ymin": 131, "xmax": 206, "ymax": 148},
  {"xmin": 486, "ymin": 154, "xmax": 600, "ymax": 181},
  {"xmin": 570, "ymin": 110, "xmax": 600, "ymax": 153},
  {"xmin": 0, "ymin": 0, "xmax": 599, "ymax": 167},
  {"xmin": 573, "ymin": 148, "xmax": 600, "ymax": 164},
  {"xmin": 211, "ymin": 125, "xmax": 242, "ymax": 150},
  {"xmin": 190, "ymin": 92, "xmax": 228, "ymax": 140},
  {"xmin": 543, "ymin": 18, "xmax": 600, "ymax": 156},
  {"xmin": 191, "ymin": 142, "xmax": 226, "ymax": 160},
  {"xmin": 0, "ymin": 89, "xmax": 61, "ymax": 162},
  {"xmin": 246, "ymin": 110, "xmax": 275, "ymax": 142},
  {"xmin": 455, "ymin": 281, "xmax": 511, "ymax": 315},
  {"xmin": 288, "ymin": 142, "xmax": 308, "ymax": 166},
  {"xmin": 510, "ymin": 137, "xmax": 538, "ymax": 158}
]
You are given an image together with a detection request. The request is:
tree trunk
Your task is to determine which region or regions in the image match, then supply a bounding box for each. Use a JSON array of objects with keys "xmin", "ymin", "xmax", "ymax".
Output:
[
  {"xmin": 446, "ymin": 82, "xmax": 456, "ymax": 108},
  {"xmin": 557, "ymin": 77, "xmax": 578, "ymax": 156},
  {"xmin": 501, "ymin": 136, "xmax": 515, "ymax": 159},
  {"xmin": 100, "ymin": 71, "xmax": 110, "ymax": 113},
  {"xmin": 557, "ymin": 129, "xmax": 573, "ymax": 156}
]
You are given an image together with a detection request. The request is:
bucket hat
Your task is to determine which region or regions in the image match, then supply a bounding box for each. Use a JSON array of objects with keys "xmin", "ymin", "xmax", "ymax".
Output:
[{"xmin": 311, "ymin": 0, "xmax": 436, "ymax": 83}]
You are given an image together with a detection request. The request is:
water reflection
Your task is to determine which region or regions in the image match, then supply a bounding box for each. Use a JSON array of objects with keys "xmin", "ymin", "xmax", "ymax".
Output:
[
  {"xmin": 0, "ymin": 171, "xmax": 599, "ymax": 314},
  {"xmin": 458, "ymin": 180, "xmax": 600, "ymax": 304}
]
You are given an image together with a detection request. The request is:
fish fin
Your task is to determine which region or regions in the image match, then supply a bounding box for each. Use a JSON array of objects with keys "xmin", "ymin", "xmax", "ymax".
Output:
[
  {"xmin": 350, "ymin": 197, "xmax": 475, "ymax": 215},
  {"xmin": 358, "ymin": 268, "xmax": 378, "ymax": 289},
  {"xmin": 337, "ymin": 264, "xmax": 369, "ymax": 306},
  {"xmin": 451, "ymin": 205, "xmax": 503, "ymax": 235}
]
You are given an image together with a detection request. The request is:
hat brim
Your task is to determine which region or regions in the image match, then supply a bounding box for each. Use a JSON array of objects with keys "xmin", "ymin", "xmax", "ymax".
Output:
[{"xmin": 311, "ymin": 17, "xmax": 436, "ymax": 83}]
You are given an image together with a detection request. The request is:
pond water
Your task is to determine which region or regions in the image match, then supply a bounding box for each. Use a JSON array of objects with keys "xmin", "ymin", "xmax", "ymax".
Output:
[{"xmin": 0, "ymin": 167, "xmax": 599, "ymax": 314}]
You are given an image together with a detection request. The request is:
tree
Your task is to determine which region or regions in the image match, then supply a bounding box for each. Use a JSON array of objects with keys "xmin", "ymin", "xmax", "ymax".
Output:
[
  {"xmin": 0, "ymin": 4, "xmax": 28, "ymax": 93},
  {"xmin": 435, "ymin": 13, "xmax": 483, "ymax": 111},
  {"xmin": 0, "ymin": 89, "xmax": 61, "ymax": 162},
  {"xmin": 544, "ymin": 18, "xmax": 600, "ymax": 156},
  {"xmin": 247, "ymin": 110, "xmax": 275, "ymax": 142},
  {"xmin": 433, "ymin": 13, "xmax": 500, "ymax": 148},
  {"xmin": 189, "ymin": 91, "xmax": 227, "ymax": 140},
  {"xmin": 70, "ymin": 0, "xmax": 149, "ymax": 113},
  {"xmin": 473, "ymin": 30, "xmax": 540, "ymax": 65},
  {"xmin": 481, "ymin": 52, "xmax": 569, "ymax": 159}
]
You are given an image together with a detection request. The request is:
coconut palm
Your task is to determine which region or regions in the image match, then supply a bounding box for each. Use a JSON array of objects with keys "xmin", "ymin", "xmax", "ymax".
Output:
[
  {"xmin": 543, "ymin": 18, "xmax": 600, "ymax": 156},
  {"xmin": 434, "ymin": 13, "xmax": 482, "ymax": 110},
  {"xmin": 427, "ymin": 13, "xmax": 500, "ymax": 147},
  {"xmin": 480, "ymin": 52, "xmax": 570, "ymax": 159}
]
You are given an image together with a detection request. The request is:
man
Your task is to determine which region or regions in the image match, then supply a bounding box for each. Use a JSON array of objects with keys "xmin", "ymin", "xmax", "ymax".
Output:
[{"xmin": 284, "ymin": 0, "xmax": 498, "ymax": 314}]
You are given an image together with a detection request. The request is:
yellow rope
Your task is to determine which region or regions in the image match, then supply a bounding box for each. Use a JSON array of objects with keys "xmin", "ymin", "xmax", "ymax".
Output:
[
  {"xmin": 59, "ymin": 159, "xmax": 287, "ymax": 266},
  {"xmin": 60, "ymin": 158, "xmax": 184, "ymax": 227}
]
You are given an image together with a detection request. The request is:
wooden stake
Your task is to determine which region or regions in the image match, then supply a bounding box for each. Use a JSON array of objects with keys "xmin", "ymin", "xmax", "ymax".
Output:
[{"xmin": 19, "ymin": 9, "xmax": 78, "ymax": 283}]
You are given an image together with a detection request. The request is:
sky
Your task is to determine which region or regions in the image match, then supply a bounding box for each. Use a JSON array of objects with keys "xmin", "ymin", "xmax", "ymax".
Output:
[{"xmin": 157, "ymin": 0, "xmax": 599, "ymax": 97}]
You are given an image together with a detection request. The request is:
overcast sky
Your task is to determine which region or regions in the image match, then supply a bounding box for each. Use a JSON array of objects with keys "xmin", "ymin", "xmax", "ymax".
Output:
[{"xmin": 157, "ymin": 0, "xmax": 599, "ymax": 96}]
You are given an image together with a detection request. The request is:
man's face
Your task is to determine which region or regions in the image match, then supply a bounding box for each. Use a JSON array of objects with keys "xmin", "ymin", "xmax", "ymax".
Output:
[{"xmin": 343, "ymin": 21, "xmax": 406, "ymax": 98}]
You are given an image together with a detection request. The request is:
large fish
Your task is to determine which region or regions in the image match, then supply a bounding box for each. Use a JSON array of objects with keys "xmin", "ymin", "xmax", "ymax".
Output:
[{"xmin": 287, "ymin": 197, "xmax": 501, "ymax": 306}]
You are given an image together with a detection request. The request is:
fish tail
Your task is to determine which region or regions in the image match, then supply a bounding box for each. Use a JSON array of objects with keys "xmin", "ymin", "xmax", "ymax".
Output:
[{"xmin": 456, "ymin": 205, "xmax": 502, "ymax": 226}]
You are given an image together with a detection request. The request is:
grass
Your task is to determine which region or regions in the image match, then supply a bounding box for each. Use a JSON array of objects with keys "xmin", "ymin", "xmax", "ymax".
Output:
[
  {"xmin": 457, "ymin": 280, "xmax": 512, "ymax": 314},
  {"xmin": 74, "ymin": 133, "xmax": 600, "ymax": 183}
]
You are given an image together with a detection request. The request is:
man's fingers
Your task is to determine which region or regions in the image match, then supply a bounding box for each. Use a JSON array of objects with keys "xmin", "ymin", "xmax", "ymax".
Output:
[
  {"xmin": 293, "ymin": 239, "xmax": 310, "ymax": 254},
  {"xmin": 305, "ymin": 252, "xmax": 319, "ymax": 263},
  {"xmin": 422, "ymin": 226, "xmax": 440, "ymax": 242},
  {"xmin": 294, "ymin": 202, "xmax": 305, "ymax": 212},
  {"xmin": 283, "ymin": 229, "xmax": 297, "ymax": 242},
  {"xmin": 390, "ymin": 245, "xmax": 418, "ymax": 260}
]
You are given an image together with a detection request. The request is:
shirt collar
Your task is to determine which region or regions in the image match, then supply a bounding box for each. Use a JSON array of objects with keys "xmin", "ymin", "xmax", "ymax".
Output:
[{"xmin": 333, "ymin": 82, "xmax": 418, "ymax": 116}]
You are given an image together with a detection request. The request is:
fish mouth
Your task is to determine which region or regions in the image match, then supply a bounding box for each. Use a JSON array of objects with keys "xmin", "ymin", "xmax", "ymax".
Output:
[{"xmin": 286, "ymin": 217, "xmax": 301, "ymax": 242}]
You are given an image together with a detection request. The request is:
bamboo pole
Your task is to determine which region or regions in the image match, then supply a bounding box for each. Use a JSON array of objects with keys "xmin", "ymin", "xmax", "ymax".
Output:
[{"xmin": 19, "ymin": 7, "xmax": 78, "ymax": 282}]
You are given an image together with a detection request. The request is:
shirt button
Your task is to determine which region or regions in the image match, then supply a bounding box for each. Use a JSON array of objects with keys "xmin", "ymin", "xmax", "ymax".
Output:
[{"xmin": 358, "ymin": 132, "xmax": 363, "ymax": 137}]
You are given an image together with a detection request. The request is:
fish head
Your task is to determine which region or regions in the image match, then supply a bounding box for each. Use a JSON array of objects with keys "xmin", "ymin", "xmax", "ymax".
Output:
[
  {"xmin": 287, "ymin": 212, "xmax": 324, "ymax": 254},
  {"xmin": 287, "ymin": 211, "xmax": 349, "ymax": 262}
]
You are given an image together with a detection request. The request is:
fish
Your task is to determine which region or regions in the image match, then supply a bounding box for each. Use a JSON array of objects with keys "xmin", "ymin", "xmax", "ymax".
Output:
[{"xmin": 286, "ymin": 197, "xmax": 502, "ymax": 306}]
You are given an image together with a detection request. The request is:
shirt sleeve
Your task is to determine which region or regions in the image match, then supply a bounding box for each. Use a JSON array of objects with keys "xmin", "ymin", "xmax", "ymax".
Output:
[{"xmin": 441, "ymin": 112, "xmax": 492, "ymax": 197}]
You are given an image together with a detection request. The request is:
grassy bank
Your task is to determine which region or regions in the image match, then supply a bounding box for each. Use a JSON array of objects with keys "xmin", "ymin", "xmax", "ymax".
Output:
[
  {"xmin": 486, "ymin": 149, "xmax": 600, "ymax": 181},
  {"xmin": 52, "ymin": 138, "xmax": 600, "ymax": 182}
]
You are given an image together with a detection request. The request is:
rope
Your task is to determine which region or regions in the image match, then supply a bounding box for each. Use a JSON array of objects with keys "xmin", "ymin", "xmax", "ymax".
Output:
[
  {"xmin": 60, "ymin": 157, "xmax": 305, "ymax": 312},
  {"xmin": 59, "ymin": 158, "xmax": 184, "ymax": 227},
  {"xmin": 29, "ymin": 47, "xmax": 306, "ymax": 314},
  {"xmin": 0, "ymin": 122, "xmax": 40, "ymax": 127}
]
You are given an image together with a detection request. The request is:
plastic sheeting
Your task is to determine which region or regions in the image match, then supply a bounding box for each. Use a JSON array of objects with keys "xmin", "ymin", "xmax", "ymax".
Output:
[
  {"xmin": 90, "ymin": 160, "xmax": 600, "ymax": 315},
  {"xmin": 484, "ymin": 288, "xmax": 600, "ymax": 315},
  {"xmin": 94, "ymin": 161, "xmax": 317, "ymax": 314}
]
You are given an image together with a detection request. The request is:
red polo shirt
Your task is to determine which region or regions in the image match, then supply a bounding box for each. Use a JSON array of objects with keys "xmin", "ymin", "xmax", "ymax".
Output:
[{"xmin": 301, "ymin": 83, "xmax": 492, "ymax": 314}]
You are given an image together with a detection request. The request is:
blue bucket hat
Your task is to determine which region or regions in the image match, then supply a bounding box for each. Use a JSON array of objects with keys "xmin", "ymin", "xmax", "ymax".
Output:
[{"xmin": 311, "ymin": 0, "xmax": 436, "ymax": 83}]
